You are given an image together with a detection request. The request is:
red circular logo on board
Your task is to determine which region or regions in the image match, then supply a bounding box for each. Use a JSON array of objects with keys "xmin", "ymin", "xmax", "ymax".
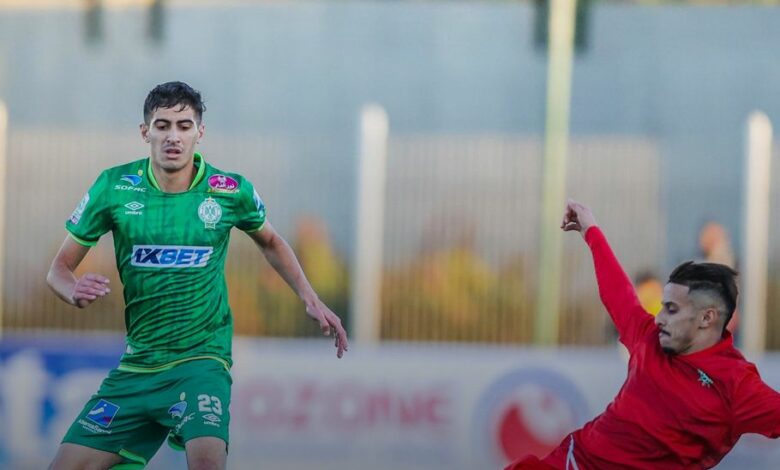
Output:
[
  {"xmin": 496, "ymin": 386, "xmax": 576, "ymax": 460},
  {"xmin": 473, "ymin": 369, "xmax": 588, "ymax": 466}
]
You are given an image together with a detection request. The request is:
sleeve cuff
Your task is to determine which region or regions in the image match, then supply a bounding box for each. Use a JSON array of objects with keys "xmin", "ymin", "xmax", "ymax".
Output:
[
  {"xmin": 67, "ymin": 231, "xmax": 98, "ymax": 247},
  {"xmin": 242, "ymin": 220, "xmax": 266, "ymax": 233}
]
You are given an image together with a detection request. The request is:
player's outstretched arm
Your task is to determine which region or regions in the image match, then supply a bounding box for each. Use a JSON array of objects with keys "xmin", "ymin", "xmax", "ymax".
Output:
[
  {"xmin": 47, "ymin": 236, "xmax": 111, "ymax": 309},
  {"xmin": 561, "ymin": 199, "xmax": 648, "ymax": 347},
  {"xmin": 248, "ymin": 223, "xmax": 349, "ymax": 358}
]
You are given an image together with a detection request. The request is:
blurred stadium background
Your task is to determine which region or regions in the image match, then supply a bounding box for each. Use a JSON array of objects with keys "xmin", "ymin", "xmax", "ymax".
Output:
[{"xmin": 1, "ymin": 0, "xmax": 779, "ymax": 468}]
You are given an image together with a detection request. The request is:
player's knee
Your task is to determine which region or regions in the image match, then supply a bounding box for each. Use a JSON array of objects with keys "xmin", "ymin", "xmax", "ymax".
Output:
[
  {"xmin": 186, "ymin": 452, "xmax": 226, "ymax": 470},
  {"xmin": 185, "ymin": 437, "xmax": 227, "ymax": 470}
]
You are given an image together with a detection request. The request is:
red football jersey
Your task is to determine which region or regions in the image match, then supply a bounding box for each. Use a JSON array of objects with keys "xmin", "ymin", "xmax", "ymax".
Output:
[{"xmin": 516, "ymin": 227, "xmax": 780, "ymax": 470}]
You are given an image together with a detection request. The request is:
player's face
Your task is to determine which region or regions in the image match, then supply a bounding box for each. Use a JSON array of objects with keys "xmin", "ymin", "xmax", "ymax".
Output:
[
  {"xmin": 141, "ymin": 105, "xmax": 204, "ymax": 173},
  {"xmin": 655, "ymin": 283, "xmax": 701, "ymax": 355}
]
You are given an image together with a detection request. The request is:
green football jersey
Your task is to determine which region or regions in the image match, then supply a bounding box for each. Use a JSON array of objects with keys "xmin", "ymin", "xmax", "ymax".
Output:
[{"xmin": 65, "ymin": 153, "xmax": 266, "ymax": 372}]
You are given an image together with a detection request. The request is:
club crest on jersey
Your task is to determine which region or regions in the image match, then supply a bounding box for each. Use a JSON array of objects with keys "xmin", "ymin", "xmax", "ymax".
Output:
[
  {"xmin": 198, "ymin": 197, "xmax": 222, "ymax": 229},
  {"xmin": 207, "ymin": 174, "xmax": 239, "ymax": 194},
  {"xmin": 697, "ymin": 369, "xmax": 714, "ymax": 388},
  {"xmin": 131, "ymin": 245, "xmax": 213, "ymax": 268}
]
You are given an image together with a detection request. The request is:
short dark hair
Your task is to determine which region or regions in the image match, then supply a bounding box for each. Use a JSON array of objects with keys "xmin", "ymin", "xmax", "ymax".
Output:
[
  {"xmin": 667, "ymin": 261, "xmax": 738, "ymax": 333},
  {"xmin": 143, "ymin": 81, "xmax": 206, "ymax": 124}
]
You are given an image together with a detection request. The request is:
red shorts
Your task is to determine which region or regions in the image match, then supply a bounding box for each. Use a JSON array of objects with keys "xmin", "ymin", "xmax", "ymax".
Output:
[{"xmin": 504, "ymin": 455, "xmax": 559, "ymax": 470}]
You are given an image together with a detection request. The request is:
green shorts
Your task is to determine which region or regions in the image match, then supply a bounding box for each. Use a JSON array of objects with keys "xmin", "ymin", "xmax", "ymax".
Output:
[{"xmin": 63, "ymin": 359, "xmax": 232, "ymax": 469}]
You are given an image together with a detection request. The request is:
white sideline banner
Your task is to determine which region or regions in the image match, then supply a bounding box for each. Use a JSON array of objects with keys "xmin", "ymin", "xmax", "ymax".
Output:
[{"xmin": 0, "ymin": 335, "xmax": 778, "ymax": 469}]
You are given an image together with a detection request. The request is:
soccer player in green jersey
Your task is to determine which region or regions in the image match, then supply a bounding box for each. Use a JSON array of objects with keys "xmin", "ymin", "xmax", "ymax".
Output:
[{"xmin": 46, "ymin": 81, "xmax": 349, "ymax": 470}]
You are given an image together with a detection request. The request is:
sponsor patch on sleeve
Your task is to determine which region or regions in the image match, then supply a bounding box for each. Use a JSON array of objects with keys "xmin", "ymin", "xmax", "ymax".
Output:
[
  {"xmin": 69, "ymin": 193, "xmax": 90, "ymax": 224},
  {"xmin": 253, "ymin": 189, "xmax": 266, "ymax": 220}
]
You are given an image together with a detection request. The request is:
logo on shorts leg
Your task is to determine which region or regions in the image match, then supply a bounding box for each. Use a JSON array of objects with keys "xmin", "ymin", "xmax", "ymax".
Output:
[
  {"xmin": 169, "ymin": 392, "xmax": 188, "ymax": 419},
  {"xmin": 175, "ymin": 413, "xmax": 196, "ymax": 434},
  {"xmin": 202, "ymin": 413, "xmax": 222, "ymax": 426},
  {"xmin": 197, "ymin": 393, "xmax": 223, "ymax": 428},
  {"xmin": 85, "ymin": 399, "xmax": 120, "ymax": 428}
]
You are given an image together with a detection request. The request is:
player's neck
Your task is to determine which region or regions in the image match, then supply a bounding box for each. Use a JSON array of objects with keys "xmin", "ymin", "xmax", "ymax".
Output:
[
  {"xmin": 151, "ymin": 160, "xmax": 197, "ymax": 193},
  {"xmin": 680, "ymin": 332, "xmax": 723, "ymax": 355}
]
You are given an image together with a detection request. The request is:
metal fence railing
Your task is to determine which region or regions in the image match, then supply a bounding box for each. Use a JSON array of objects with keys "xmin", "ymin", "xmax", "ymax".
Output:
[
  {"xmin": 4, "ymin": 128, "xmax": 667, "ymax": 346},
  {"xmin": 381, "ymin": 135, "xmax": 664, "ymax": 345}
]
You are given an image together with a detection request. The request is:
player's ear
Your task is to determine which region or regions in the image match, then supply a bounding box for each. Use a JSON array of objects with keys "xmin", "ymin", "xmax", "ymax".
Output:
[
  {"xmin": 197, "ymin": 122, "xmax": 205, "ymax": 143},
  {"xmin": 140, "ymin": 123, "xmax": 150, "ymax": 143},
  {"xmin": 700, "ymin": 307, "xmax": 718, "ymax": 329}
]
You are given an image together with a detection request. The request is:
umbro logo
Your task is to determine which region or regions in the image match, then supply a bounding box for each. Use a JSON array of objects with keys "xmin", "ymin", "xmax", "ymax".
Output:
[{"xmin": 124, "ymin": 201, "xmax": 144, "ymax": 215}]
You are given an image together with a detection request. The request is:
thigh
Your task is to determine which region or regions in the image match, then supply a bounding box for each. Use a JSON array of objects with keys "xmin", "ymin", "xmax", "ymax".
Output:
[
  {"xmin": 49, "ymin": 443, "xmax": 122, "ymax": 470},
  {"xmin": 152, "ymin": 360, "xmax": 232, "ymax": 450},
  {"xmin": 61, "ymin": 369, "xmax": 169, "ymax": 468}
]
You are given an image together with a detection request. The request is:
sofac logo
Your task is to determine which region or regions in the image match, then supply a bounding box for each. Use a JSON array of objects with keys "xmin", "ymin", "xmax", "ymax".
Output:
[
  {"xmin": 115, "ymin": 174, "xmax": 146, "ymax": 192},
  {"xmin": 208, "ymin": 174, "xmax": 239, "ymax": 193},
  {"xmin": 473, "ymin": 368, "xmax": 588, "ymax": 468},
  {"xmin": 131, "ymin": 245, "xmax": 213, "ymax": 268},
  {"xmin": 120, "ymin": 175, "xmax": 142, "ymax": 186}
]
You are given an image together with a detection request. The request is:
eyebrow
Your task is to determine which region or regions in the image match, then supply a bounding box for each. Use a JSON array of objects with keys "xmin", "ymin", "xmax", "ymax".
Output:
[{"xmin": 151, "ymin": 118, "xmax": 197, "ymax": 126}]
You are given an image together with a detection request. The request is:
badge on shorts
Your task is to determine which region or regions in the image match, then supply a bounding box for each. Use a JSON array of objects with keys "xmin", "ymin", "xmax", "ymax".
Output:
[
  {"xmin": 169, "ymin": 392, "xmax": 188, "ymax": 419},
  {"xmin": 85, "ymin": 399, "xmax": 120, "ymax": 428},
  {"xmin": 198, "ymin": 197, "xmax": 222, "ymax": 229}
]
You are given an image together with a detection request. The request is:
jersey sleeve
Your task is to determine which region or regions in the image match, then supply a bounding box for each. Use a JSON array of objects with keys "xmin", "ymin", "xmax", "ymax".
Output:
[
  {"xmin": 235, "ymin": 178, "xmax": 267, "ymax": 232},
  {"xmin": 585, "ymin": 226, "xmax": 655, "ymax": 351},
  {"xmin": 64, "ymin": 170, "xmax": 113, "ymax": 246},
  {"xmin": 732, "ymin": 369, "xmax": 780, "ymax": 438}
]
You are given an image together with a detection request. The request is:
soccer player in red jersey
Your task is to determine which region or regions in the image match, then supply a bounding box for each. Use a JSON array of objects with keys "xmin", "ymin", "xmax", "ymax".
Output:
[{"xmin": 506, "ymin": 200, "xmax": 780, "ymax": 470}]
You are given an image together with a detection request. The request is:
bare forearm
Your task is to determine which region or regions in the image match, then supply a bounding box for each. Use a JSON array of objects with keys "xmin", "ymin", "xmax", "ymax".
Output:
[
  {"xmin": 48, "ymin": 236, "xmax": 110, "ymax": 308},
  {"xmin": 250, "ymin": 223, "xmax": 349, "ymax": 357},
  {"xmin": 262, "ymin": 236, "xmax": 318, "ymax": 304},
  {"xmin": 46, "ymin": 263, "xmax": 78, "ymax": 306}
]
